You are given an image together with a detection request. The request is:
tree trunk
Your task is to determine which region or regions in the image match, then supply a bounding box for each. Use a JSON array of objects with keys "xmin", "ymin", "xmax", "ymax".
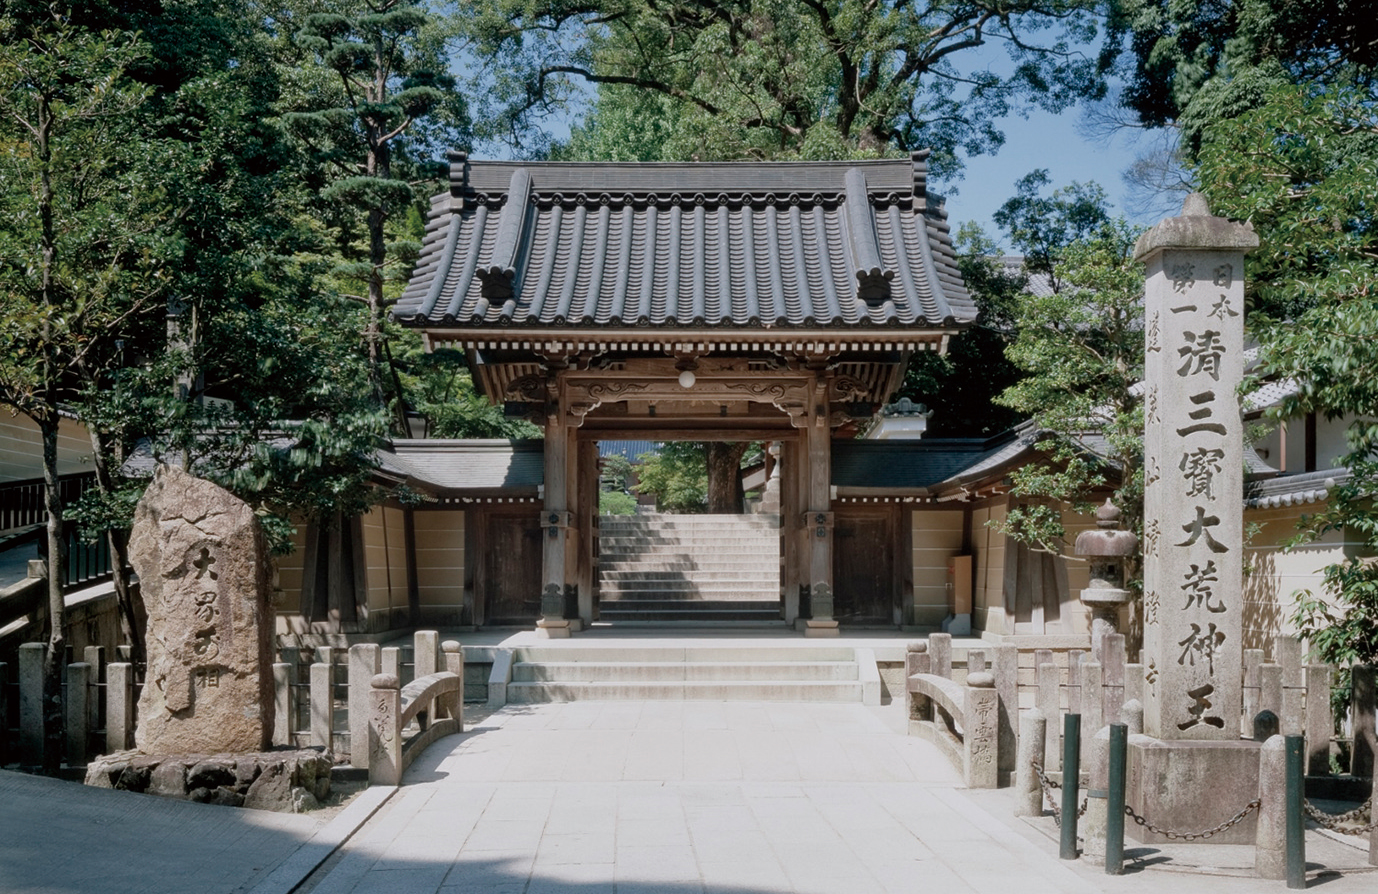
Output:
[
  {"xmin": 39, "ymin": 414, "xmax": 66, "ymax": 773},
  {"xmin": 706, "ymin": 442, "xmax": 749, "ymax": 514},
  {"xmin": 87, "ymin": 428, "xmax": 145, "ymax": 666}
]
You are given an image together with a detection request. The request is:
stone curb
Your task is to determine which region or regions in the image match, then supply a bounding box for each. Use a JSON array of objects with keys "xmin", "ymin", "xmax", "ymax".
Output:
[{"xmin": 248, "ymin": 784, "xmax": 396, "ymax": 894}]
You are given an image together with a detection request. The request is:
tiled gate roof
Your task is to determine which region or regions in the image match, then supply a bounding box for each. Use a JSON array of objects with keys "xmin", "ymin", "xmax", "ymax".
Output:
[{"xmin": 395, "ymin": 154, "xmax": 975, "ymax": 333}]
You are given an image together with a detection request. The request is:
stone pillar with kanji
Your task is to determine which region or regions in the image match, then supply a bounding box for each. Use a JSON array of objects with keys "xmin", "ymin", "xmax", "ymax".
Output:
[{"xmin": 1136, "ymin": 193, "xmax": 1257, "ymax": 741}]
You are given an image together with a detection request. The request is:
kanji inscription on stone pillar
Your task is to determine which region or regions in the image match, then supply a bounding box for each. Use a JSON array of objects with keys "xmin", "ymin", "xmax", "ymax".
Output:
[{"xmin": 1135, "ymin": 193, "xmax": 1257, "ymax": 741}]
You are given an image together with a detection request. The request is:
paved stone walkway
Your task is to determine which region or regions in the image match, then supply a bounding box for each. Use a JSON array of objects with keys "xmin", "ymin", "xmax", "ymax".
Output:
[{"xmin": 300, "ymin": 701, "xmax": 1104, "ymax": 894}]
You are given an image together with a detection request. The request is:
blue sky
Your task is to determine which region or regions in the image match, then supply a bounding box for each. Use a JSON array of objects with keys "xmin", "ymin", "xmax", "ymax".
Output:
[{"xmin": 934, "ymin": 105, "xmax": 1163, "ymax": 250}]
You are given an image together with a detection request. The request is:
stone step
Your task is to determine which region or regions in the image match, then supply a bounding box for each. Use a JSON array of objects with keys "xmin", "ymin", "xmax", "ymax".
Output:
[
  {"xmin": 514, "ymin": 646, "xmax": 857, "ymax": 663},
  {"xmin": 512, "ymin": 661, "xmax": 856, "ymax": 683},
  {"xmin": 505, "ymin": 680, "xmax": 864, "ymax": 703},
  {"xmin": 597, "ymin": 597, "xmax": 779, "ymax": 609},
  {"xmin": 598, "ymin": 609, "xmax": 780, "ymax": 622},
  {"xmin": 600, "ymin": 573, "xmax": 782, "ymax": 586},
  {"xmin": 598, "ymin": 590, "xmax": 779, "ymax": 603},
  {"xmin": 600, "ymin": 553, "xmax": 782, "ymax": 567},
  {"xmin": 601, "ymin": 514, "xmax": 779, "ymax": 526},
  {"xmin": 599, "ymin": 538, "xmax": 781, "ymax": 551}
]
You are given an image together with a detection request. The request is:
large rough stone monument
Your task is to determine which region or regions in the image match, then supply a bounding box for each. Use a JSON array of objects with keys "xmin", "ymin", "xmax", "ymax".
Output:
[
  {"xmin": 1130, "ymin": 192, "xmax": 1260, "ymax": 843},
  {"xmin": 131, "ymin": 465, "xmax": 274, "ymax": 753}
]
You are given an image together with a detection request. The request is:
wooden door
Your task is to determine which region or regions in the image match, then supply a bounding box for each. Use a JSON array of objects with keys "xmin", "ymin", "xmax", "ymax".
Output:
[
  {"xmin": 479, "ymin": 510, "xmax": 544, "ymax": 625},
  {"xmin": 833, "ymin": 507, "xmax": 898, "ymax": 625}
]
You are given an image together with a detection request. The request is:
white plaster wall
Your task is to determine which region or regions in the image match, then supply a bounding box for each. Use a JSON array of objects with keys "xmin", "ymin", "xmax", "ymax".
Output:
[
  {"xmin": 412, "ymin": 511, "xmax": 465, "ymax": 609},
  {"xmin": 1, "ymin": 414, "xmax": 92, "ymax": 481},
  {"xmin": 1242, "ymin": 506, "xmax": 1357, "ymax": 656},
  {"xmin": 971, "ymin": 502, "xmax": 1008, "ymax": 634},
  {"xmin": 910, "ymin": 509, "xmax": 964, "ymax": 627},
  {"xmin": 360, "ymin": 504, "xmax": 411, "ymax": 615}
]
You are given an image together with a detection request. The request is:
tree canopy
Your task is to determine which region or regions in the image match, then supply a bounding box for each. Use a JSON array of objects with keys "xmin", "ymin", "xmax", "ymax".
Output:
[{"xmin": 466, "ymin": 0, "xmax": 1113, "ymax": 174}]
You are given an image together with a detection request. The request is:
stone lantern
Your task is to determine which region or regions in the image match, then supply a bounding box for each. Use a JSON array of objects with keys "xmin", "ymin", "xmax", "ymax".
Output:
[{"xmin": 1074, "ymin": 498, "xmax": 1137, "ymax": 661}]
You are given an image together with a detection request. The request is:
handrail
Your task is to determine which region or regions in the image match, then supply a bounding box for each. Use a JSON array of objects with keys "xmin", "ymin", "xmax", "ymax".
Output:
[
  {"xmin": 908, "ymin": 671, "xmax": 999, "ymax": 788},
  {"xmin": 0, "ymin": 472, "xmax": 96, "ymax": 531},
  {"xmin": 368, "ymin": 641, "xmax": 465, "ymax": 785}
]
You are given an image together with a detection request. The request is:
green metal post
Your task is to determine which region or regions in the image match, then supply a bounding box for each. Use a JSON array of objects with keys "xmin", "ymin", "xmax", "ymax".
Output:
[
  {"xmin": 1106, "ymin": 722, "xmax": 1127, "ymax": 875},
  {"xmin": 1060, "ymin": 713, "xmax": 1081, "ymax": 860},
  {"xmin": 1285, "ymin": 734, "xmax": 1306, "ymax": 889}
]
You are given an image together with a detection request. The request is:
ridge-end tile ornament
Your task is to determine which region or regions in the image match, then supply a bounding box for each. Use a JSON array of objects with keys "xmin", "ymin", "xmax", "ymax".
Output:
[{"xmin": 131, "ymin": 465, "xmax": 274, "ymax": 753}]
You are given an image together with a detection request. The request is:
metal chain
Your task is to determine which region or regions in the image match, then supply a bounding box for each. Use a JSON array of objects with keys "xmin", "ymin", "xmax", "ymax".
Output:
[
  {"xmin": 1303, "ymin": 797, "xmax": 1376, "ymax": 836},
  {"xmin": 1030, "ymin": 761, "xmax": 1088, "ymax": 827},
  {"xmin": 1124, "ymin": 799, "xmax": 1261, "ymax": 841}
]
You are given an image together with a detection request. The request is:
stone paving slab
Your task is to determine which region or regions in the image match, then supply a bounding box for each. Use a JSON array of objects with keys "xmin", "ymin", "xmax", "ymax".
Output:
[
  {"xmin": 299, "ymin": 702, "xmax": 1105, "ymax": 894},
  {"xmin": 0, "ymin": 768, "xmax": 325, "ymax": 894}
]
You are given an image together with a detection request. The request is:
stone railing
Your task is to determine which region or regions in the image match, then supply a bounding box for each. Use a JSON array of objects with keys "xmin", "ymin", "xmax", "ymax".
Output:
[
  {"xmin": 367, "ymin": 640, "xmax": 465, "ymax": 786},
  {"xmin": 906, "ymin": 640, "xmax": 999, "ymax": 788}
]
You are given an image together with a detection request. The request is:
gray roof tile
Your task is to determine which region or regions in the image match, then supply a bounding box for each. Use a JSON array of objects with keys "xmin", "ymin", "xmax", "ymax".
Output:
[
  {"xmin": 396, "ymin": 154, "xmax": 975, "ymax": 331},
  {"xmin": 386, "ymin": 440, "xmax": 544, "ymax": 492}
]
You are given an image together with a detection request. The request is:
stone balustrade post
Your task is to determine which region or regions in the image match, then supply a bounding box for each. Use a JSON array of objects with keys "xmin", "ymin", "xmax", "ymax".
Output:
[
  {"xmin": 1014, "ymin": 709, "xmax": 1047, "ymax": 817},
  {"xmin": 442, "ymin": 641, "xmax": 465, "ymax": 730},
  {"xmin": 963, "ymin": 672, "xmax": 998, "ymax": 789},
  {"xmin": 1259, "ymin": 663, "xmax": 1283, "ymax": 721},
  {"xmin": 1277, "ymin": 636, "xmax": 1305, "ymax": 736},
  {"xmin": 1037, "ymin": 662, "xmax": 1061, "ymax": 773},
  {"xmin": 414, "ymin": 631, "xmax": 439, "ymax": 678},
  {"xmin": 272, "ymin": 661, "xmax": 293, "ymax": 747},
  {"xmin": 1124, "ymin": 663, "xmax": 1144, "ymax": 708},
  {"xmin": 966, "ymin": 649, "xmax": 986, "ymax": 677},
  {"xmin": 1243, "ymin": 649, "xmax": 1264, "ymax": 737},
  {"xmin": 369, "ymin": 674, "xmax": 403, "ymax": 786},
  {"xmin": 349, "ymin": 644, "xmax": 380, "ymax": 769},
  {"xmin": 1103, "ymin": 634, "xmax": 1126, "ymax": 724},
  {"xmin": 905, "ymin": 641, "xmax": 930, "ymax": 677},
  {"xmin": 381, "ymin": 646, "xmax": 402, "ymax": 681},
  {"xmin": 1369, "ymin": 773, "xmax": 1377, "ymax": 867},
  {"xmin": 65, "ymin": 662, "xmax": 91, "ymax": 766},
  {"xmin": 1080, "ymin": 661, "xmax": 1103, "ymax": 770},
  {"xmin": 106, "ymin": 662, "xmax": 134, "ymax": 752},
  {"xmin": 1068, "ymin": 652, "xmax": 1084, "ymax": 716},
  {"xmin": 1351, "ymin": 664, "xmax": 1375, "ymax": 778},
  {"xmin": 1305, "ymin": 664, "xmax": 1333, "ymax": 776},
  {"xmin": 928, "ymin": 633, "xmax": 951, "ymax": 679},
  {"xmin": 994, "ymin": 644, "xmax": 1020, "ymax": 779},
  {"xmin": 82, "ymin": 646, "xmax": 104, "ymax": 735},
  {"xmin": 0, "ymin": 661, "xmax": 7, "ymax": 764},
  {"xmin": 311, "ymin": 660, "xmax": 334, "ymax": 749},
  {"xmin": 1082, "ymin": 726, "xmax": 1112, "ymax": 858},
  {"xmin": 18, "ymin": 643, "xmax": 44, "ymax": 766},
  {"xmin": 1255, "ymin": 735, "xmax": 1287, "ymax": 879},
  {"xmin": 905, "ymin": 642, "xmax": 930, "ymax": 719}
]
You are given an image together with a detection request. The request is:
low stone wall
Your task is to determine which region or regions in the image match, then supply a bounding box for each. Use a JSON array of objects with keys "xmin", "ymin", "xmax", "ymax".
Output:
[{"xmin": 85, "ymin": 748, "xmax": 332, "ymax": 813}]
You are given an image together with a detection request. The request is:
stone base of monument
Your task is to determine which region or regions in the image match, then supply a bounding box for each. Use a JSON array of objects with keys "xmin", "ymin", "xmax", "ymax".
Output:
[
  {"xmin": 1127, "ymin": 735, "xmax": 1261, "ymax": 845},
  {"xmin": 84, "ymin": 748, "xmax": 333, "ymax": 813}
]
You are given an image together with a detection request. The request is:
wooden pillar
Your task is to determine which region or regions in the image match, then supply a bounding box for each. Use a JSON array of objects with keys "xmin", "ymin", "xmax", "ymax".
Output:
[
  {"xmin": 538, "ymin": 405, "xmax": 572, "ymax": 638},
  {"xmin": 781, "ymin": 438, "xmax": 803, "ymax": 626},
  {"xmin": 803, "ymin": 370, "xmax": 838, "ymax": 637},
  {"xmin": 577, "ymin": 438, "xmax": 600, "ymax": 627}
]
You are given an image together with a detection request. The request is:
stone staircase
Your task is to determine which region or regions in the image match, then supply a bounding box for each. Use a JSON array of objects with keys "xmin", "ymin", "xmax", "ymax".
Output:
[
  {"xmin": 597, "ymin": 513, "xmax": 780, "ymax": 623},
  {"xmin": 505, "ymin": 645, "xmax": 865, "ymax": 703}
]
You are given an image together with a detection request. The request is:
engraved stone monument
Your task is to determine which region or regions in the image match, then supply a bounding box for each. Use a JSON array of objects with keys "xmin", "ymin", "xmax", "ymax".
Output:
[
  {"xmin": 131, "ymin": 465, "xmax": 274, "ymax": 753},
  {"xmin": 1130, "ymin": 193, "xmax": 1261, "ymax": 844},
  {"xmin": 1138, "ymin": 192, "xmax": 1256, "ymax": 740}
]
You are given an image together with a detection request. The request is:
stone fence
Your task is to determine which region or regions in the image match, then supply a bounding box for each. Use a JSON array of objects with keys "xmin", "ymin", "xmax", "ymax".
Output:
[
  {"xmin": 0, "ymin": 630, "xmax": 466, "ymax": 773},
  {"xmin": 367, "ymin": 641, "xmax": 465, "ymax": 786},
  {"xmin": 903, "ymin": 632, "xmax": 1371, "ymax": 785},
  {"xmin": 905, "ymin": 645, "xmax": 998, "ymax": 788}
]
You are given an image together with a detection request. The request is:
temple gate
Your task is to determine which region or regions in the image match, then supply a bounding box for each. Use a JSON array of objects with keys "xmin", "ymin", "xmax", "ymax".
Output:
[{"xmin": 394, "ymin": 155, "xmax": 976, "ymax": 635}]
